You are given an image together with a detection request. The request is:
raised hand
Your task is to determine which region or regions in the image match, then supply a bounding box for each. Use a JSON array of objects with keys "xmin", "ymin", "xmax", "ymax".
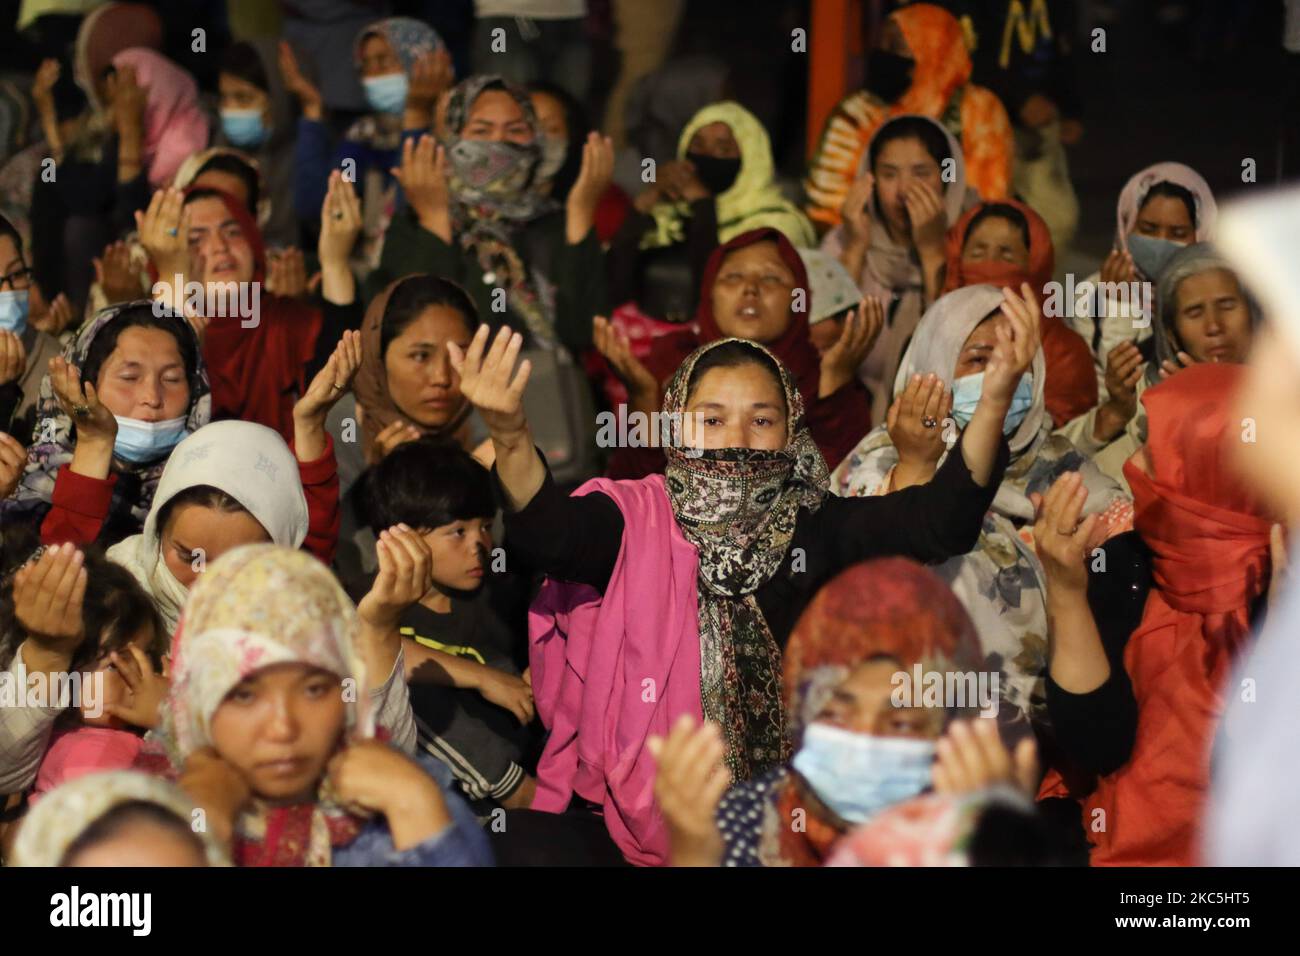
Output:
[
  {"xmin": 265, "ymin": 247, "xmax": 308, "ymax": 299},
  {"xmin": 648, "ymin": 714, "xmax": 730, "ymax": 867},
  {"xmin": 110, "ymin": 64, "xmax": 146, "ymax": 138},
  {"xmin": 405, "ymin": 48, "xmax": 454, "ymax": 127},
  {"xmin": 0, "ymin": 430, "xmax": 25, "ymax": 499},
  {"xmin": 30, "ymin": 291, "xmax": 77, "ymax": 337},
  {"xmin": 0, "ymin": 330, "xmax": 25, "ymax": 386},
  {"xmin": 12, "ymin": 542, "xmax": 88, "ymax": 665},
  {"xmin": 277, "ymin": 41, "xmax": 322, "ymax": 121},
  {"xmin": 94, "ymin": 240, "xmax": 146, "ymax": 304},
  {"xmin": 294, "ymin": 330, "xmax": 361, "ymax": 461},
  {"xmin": 447, "ymin": 324, "xmax": 531, "ymax": 442},
  {"xmin": 887, "ymin": 372, "xmax": 952, "ymax": 486},
  {"xmin": 136, "ymin": 187, "xmax": 192, "ymax": 284},
  {"xmin": 592, "ymin": 315, "xmax": 658, "ymax": 413},
  {"xmin": 357, "ymin": 524, "xmax": 434, "ymax": 629},
  {"xmin": 391, "ymin": 134, "xmax": 451, "ymax": 242},
  {"xmin": 1099, "ymin": 247, "xmax": 1136, "ymax": 287},
  {"xmin": 104, "ymin": 644, "xmax": 170, "ymax": 729},
  {"xmin": 1030, "ymin": 471, "xmax": 1097, "ymax": 595},
  {"xmin": 31, "ymin": 58, "xmax": 59, "ymax": 113},
  {"xmin": 932, "ymin": 718, "xmax": 1040, "ymax": 799},
  {"xmin": 1158, "ymin": 348, "xmax": 1196, "ymax": 379},
  {"xmin": 49, "ymin": 355, "xmax": 116, "ymax": 445},
  {"xmin": 819, "ymin": 297, "xmax": 883, "ymax": 397},
  {"xmin": 658, "ymin": 158, "xmax": 708, "ymax": 203},
  {"xmin": 373, "ymin": 419, "xmax": 422, "ymax": 460},
  {"xmin": 982, "ymin": 282, "xmax": 1042, "ymax": 411},
  {"xmin": 317, "ymin": 172, "xmax": 363, "ymax": 308},
  {"xmin": 566, "ymin": 132, "xmax": 614, "ymax": 243},
  {"xmin": 840, "ymin": 171, "xmax": 874, "ymax": 247},
  {"xmin": 904, "ymin": 178, "xmax": 947, "ymax": 256}
]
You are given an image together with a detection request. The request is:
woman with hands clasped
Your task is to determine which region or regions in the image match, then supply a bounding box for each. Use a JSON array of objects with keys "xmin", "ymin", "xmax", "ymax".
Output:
[
  {"xmin": 378, "ymin": 74, "xmax": 610, "ymax": 353},
  {"xmin": 447, "ymin": 290, "xmax": 1026, "ymax": 863},
  {"xmin": 137, "ymin": 166, "xmax": 363, "ymax": 441},
  {"xmin": 833, "ymin": 283, "xmax": 1132, "ymax": 728},
  {"xmin": 648, "ymin": 559, "xmax": 1040, "ymax": 867},
  {"xmin": 819, "ymin": 115, "xmax": 980, "ymax": 425},
  {"xmin": 144, "ymin": 545, "xmax": 491, "ymax": 867}
]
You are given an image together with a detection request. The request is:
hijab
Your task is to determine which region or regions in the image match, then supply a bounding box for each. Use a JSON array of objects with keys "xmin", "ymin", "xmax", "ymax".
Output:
[
  {"xmin": 160, "ymin": 545, "xmax": 374, "ymax": 867},
  {"xmin": 73, "ymin": 1, "xmax": 164, "ymax": 114},
  {"xmin": 183, "ymin": 187, "xmax": 322, "ymax": 439},
  {"xmin": 10, "ymin": 769, "xmax": 229, "ymax": 866},
  {"xmin": 111, "ymin": 49, "xmax": 210, "ymax": 189},
  {"xmin": 106, "ymin": 421, "xmax": 309, "ymax": 636},
  {"xmin": 346, "ymin": 16, "xmax": 442, "ymax": 152},
  {"xmin": 353, "ymin": 276, "xmax": 475, "ymax": 464},
  {"xmin": 1087, "ymin": 365, "xmax": 1272, "ymax": 865},
  {"xmin": 1113, "ymin": 162, "xmax": 1217, "ymax": 264},
  {"xmin": 661, "ymin": 337, "xmax": 828, "ymax": 781},
  {"xmin": 943, "ymin": 198, "xmax": 1054, "ymax": 295},
  {"xmin": 832, "ymin": 285, "xmax": 1126, "ymax": 722},
  {"xmin": 440, "ymin": 75, "xmax": 559, "ymax": 345},
  {"xmin": 0, "ymin": 302, "xmax": 210, "ymax": 535},
  {"xmin": 642, "ymin": 101, "xmax": 815, "ymax": 249},
  {"xmin": 763, "ymin": 557, "xmax": 984, "ymax": 867},
  {"xmin": 1150, "ymin": 242, "xmax": 1258, "ymax": 385}
]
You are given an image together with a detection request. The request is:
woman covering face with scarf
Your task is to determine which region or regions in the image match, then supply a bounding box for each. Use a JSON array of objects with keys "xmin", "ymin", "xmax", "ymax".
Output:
[
  {"xmin": 944, "ymin": 198, "xmax": 1097, "ymax": 428},
  {"xmin": 832, "ymin": 284, "xmax": 1132, "ymax": 727},
  {"xmin": 381, "ymin": 74, "xmax": 610, "ymax": 355},
  {"xmin": 805, "ymin": 2, "xmax": 1013, "ymax": 230},
  {"xmin": 143, "ymin": 545, "xmax": 491, "ymax": 867},
  {"xmin": 451, "ymin": 291, "xmax": 1034, "ymax": 863}
]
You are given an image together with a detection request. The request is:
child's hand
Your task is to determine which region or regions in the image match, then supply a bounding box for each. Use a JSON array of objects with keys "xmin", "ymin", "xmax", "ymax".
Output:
[
  {"xmin": 473, "ymin": 664, "xmax": 534, "ymax": 725},
  {"xmin": 327, "ymin": 738, "xmax": 451, "ymax": 850},
  {"xmin": 104, "ymin": 644, "xmax": 170, "ymax": 730},
  {"xmin": 357, "ymin": 525, "xmax": 433, "ymax": 629},
  {"xmin": 648, "ymin": 715, "xmax": 730, "ymax": 867}
]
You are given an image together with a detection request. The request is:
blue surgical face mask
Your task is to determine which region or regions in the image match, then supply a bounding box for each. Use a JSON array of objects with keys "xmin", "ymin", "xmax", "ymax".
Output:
[
  {"xmin": 791, "ymin": 722, "xmax": 936, "ymax": 825},
  {"xmin": 950, "ymin": 371, "xmax": 1034, "ymax": 435},
  {"xmin": 0, "ymin": 288, "xmax": 29, "ymax": 334},
  {"xmin": 1126, "ymin": 233, "xmax": 1186, "ymax": 281},
  {"xmin": 112, "ymin": 415, "xmax": 187, "ymax": 464},
  {"xmin": 363, "ymin": 72, "xmax": 409, "ymax": 115},
  {"xmin": 220, "ymin": 108, "xmax": 267, "ymax": 148}
]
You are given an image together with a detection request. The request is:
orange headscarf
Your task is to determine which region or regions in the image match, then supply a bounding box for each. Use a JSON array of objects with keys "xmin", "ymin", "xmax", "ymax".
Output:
[
  {"xmin": 1085, "ymin": 364, "xmax": 1273, "ymax": 865},
  {"xmin": 943, "ymin": 198, "xmax": 1097, "ymax": 426},
  {"xmin": 805, "ymin": 3, "xmax": 1012, "ymax": 227}
]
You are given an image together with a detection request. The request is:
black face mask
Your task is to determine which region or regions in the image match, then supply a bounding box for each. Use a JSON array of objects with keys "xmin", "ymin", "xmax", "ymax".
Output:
[
  {"xmin": 686, "ymin": 152, "xmax": 742, "ymax": 195},
  {"xmin": 865, "ymin": 50, "xmax": 915, "ymax": 104}
]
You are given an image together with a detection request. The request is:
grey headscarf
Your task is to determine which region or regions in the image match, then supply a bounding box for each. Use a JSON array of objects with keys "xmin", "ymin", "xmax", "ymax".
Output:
[{"xmin": 1150, "ymin": 242, "xmax": 1258, "ymax": 385}]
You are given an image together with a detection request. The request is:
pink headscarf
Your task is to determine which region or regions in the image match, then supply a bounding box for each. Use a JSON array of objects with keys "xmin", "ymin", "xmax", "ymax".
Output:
[
  {"xmin": 112, "ymin": 48, "xmax": 210, "ymax": 188},
  {"xmin": 1113, "ymin": 161, "xmax": 1217, "ymax": 254}
]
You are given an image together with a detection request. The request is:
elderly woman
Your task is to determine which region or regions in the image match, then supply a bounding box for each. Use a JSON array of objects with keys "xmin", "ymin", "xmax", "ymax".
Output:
[
  {"xmin": 453, "ymin": 279, "xmax": 1037, "ymax": 863},
  {"xmin": 832, "ymin": 284, "xmax": 1132, "ymax": 728}
]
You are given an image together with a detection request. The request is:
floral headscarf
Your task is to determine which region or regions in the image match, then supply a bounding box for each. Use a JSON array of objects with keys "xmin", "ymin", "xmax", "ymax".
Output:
[
  {"xmin": 160, "ymin": 545, "xmax": 374, "ymax": 866},
  {"xmin": 661, "ymin": 338, "xmax": 828, "ymax": 782},
  {"xmin": 346, "ymin": 16, "xmax": 443, "ymax": 152},
  {"xmin": 0, "ymin": 301, "xmax": 210, "ymax": 535},
  {"xmin": 440, "ymin": 74, "xmax": 559, "ymax": 345},
  {"xmin": 11, "ymin": 770, "xmax": 230, "ymax": 867}
]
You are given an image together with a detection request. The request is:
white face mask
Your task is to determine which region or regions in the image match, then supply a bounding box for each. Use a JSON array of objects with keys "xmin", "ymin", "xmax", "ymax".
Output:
[{"xmin": 112, "ymin": 415, "xmax": 188, "ymax": 463}]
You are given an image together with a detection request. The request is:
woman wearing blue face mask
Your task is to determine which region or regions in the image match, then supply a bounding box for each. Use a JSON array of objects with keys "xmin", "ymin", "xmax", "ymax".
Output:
[
  {"xmin": 215, "ymin": 40, "xmax": 298, "ymax": 248},
  {"xmin": 0, "ymin": 214, "xmax": 64, "ymax": 444},
  {"xmin": 649, "ymin": 558, "xmax": 1040, "ymax": 867},
  {"xmin": 0, "ymin": 301, "xmax": 210, "ymax": 547},
  {"xmin": 283, "ymin": 18, "xmax": 453, "ymax": 270},
  {"xmin": 831, "ymin": 284, "xmax": 1133, "ymax": 728}
]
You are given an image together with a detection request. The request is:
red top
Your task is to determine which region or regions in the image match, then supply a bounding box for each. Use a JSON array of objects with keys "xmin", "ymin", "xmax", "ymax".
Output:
[{"xmin": 40, "ymin": 433, "xmax": 341, "ymax": 565}]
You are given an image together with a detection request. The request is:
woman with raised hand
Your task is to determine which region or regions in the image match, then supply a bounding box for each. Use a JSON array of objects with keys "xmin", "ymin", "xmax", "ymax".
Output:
[
  {"xmin": 447, "ymin": 283, "xmax": 1035, "ymax": 863},
  {"xmin": 381, "ymin": 74, "xmax": 609, "ymax": 354}
]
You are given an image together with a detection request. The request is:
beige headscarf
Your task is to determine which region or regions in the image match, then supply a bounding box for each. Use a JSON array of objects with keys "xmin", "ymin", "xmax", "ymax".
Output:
[{"xmin": 106, "ymin": 420, "xmax": 308, "ymax": 636}]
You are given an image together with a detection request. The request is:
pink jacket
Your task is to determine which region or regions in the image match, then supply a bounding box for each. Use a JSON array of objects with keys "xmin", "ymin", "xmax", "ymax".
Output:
[{"xmin": 528, "ymin": 475, "xmax": 704, "ymax": 866}]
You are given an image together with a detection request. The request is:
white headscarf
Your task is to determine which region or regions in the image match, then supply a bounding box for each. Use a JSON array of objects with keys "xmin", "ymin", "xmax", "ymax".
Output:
[{"xmin": 106, "ymin": 421, "xmax": 308, "ymax": 636}]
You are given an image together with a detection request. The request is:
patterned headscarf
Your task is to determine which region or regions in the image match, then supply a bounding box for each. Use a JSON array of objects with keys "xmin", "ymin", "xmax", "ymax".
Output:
[
  {"xmin": 11, "ymin": 770, "xmax": 230, "ymax": 867},
  {"xmin": 440, "ymin": 74, "xmax": 559, "ymax": 345},
  {"xmin": 160, "ymin": 545, "xmax": 374, "ymax": 866},
  {"xmin": 0, "ymin": 301, "xmax": 211, "ymax": 534},
  {"xmin": 346, "ymin": 16, "xmax": 443, "ymax": 152},
  {"xmin": 661, "ymin": 338, "xmax": 828, "ymax": 782}
]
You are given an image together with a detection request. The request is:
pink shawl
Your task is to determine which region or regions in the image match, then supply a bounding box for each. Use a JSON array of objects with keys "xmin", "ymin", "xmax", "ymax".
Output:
[
  {"xmin": 528, "ymin": 474, "xmax": 704, "ymax": 866},
  {"xmin": 113, "ymin": 48, "xmax": 210, "ymax": 188}
]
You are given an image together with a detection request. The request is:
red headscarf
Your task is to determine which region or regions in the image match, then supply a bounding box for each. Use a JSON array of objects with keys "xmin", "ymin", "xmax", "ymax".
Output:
[
  {"xmin": 943, "ymin": 198, "xmax": 1096, "ymax": 427},
  {"xmin": 772, "ymin": 558, "xmax": 985, "ymax": 867},
  {"xmin": 1086, "ymin": 364, "xmax": 1273, "ymax": 866},
  {"xmin": 182, "ymin": 187, "xmax": 323, "ymax": 441}
]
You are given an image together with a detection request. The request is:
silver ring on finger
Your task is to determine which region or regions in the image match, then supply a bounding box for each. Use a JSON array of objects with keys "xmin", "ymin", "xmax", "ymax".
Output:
[
  {"xmin": 921, "ymin": 415, "xmax": 938, "ymax": 429},
  {"xmin": 1057, "ymin": 524, "xmax": 1080, "ymax": 536}
]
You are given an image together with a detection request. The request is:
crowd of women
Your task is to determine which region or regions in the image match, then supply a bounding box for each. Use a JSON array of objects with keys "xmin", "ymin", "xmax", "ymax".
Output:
[{"xmin": 0, "ymin": 0, "xmax": 1292, "ymax": 869}]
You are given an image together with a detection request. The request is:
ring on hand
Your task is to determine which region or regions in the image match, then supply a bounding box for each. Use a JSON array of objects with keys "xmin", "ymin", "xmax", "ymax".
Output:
[
  {"xmin": 330, "ymin": 383, "xmax": 344, "ymax": 391},
  {"xmin": 166, "ymin": 227, "xmax": 179, "ymax": 237},
  {"xmin": 1057, "ymin": 524, "xmax": 1080, "ymax": 536},
  {"xmin": 921, "ymin": 415, "xmax": 938, "ymax": 429},
  {"xmin": 332, "ymin": 211, "xmax": 345, "ymax": 220},
  {"xmin": 73, "ymin": 403, "xmax": 90, "ymax": 417}
]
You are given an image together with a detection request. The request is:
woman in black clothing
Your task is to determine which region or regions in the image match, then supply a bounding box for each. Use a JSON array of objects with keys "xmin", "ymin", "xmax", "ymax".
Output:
[{"xmin": 449, "ymin": 283, "xmax": 1040, "ymax": 864}]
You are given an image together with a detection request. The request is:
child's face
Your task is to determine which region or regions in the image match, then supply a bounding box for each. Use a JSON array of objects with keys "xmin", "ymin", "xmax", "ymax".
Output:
[
  {"xmin": 420, "ymin": 517, "xmax": 492, "ymax": 593},
  {"xmin": 209, "ymin": 663, "xmax": 347, "ymax": 803},
  {"xmin": 64, "ymin": 818, "xmax": 209, "ymax": 867},
  {"xmin": 80, "ymin": 626, "xmax": 157, "ymax": 729}
]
